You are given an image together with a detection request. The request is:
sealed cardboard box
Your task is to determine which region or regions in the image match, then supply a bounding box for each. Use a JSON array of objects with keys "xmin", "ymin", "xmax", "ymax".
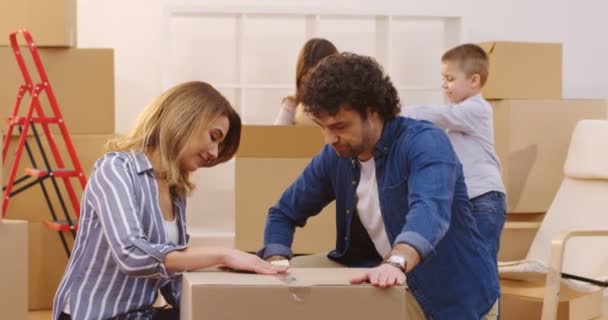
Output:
[
  {"xmin": 235, "ymin": 126, "xmax": 335, "ymax": 254},
  {"xmin": 492, "ymin": 99, "xmax": 606, "ymax": 213},
  {"xmin": 0, "ymin": 219, "xmax": 28, "ymax": 319},
  {"xmin": 0, "ymin": 0, "xmax": 76, "ymax": 47},
  {"xmin": 181, "ymin": 268, "xmax": 406, "ymax": 320},
  {"xmin": 500, "ymin": 279, "xmax": 603, "ymax": 320},
  {"xmin": 478, "ymin": 42, "xmax": 562, "ymax": 99},
  {"xmin": 0, "ymin": 47, "xmax": 114, "ymax": 135}
]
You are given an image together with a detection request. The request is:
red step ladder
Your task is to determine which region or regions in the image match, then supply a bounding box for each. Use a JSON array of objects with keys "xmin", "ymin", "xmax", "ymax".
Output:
[{"xmin": 2, "ymin": 29, "xmax": 86, "ymax": 257}]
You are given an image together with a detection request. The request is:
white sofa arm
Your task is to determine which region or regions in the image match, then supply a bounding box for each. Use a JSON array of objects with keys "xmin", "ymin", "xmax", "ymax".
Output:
[{"xmin": 541, "ymin": 230, "xmax": 608, "ymax": 320}]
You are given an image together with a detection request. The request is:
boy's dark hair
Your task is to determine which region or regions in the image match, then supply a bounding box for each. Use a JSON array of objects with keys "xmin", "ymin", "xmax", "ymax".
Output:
[
  {"xmin": 299, "ymin": 52, "xmax": 400, "ymax": 120},
  {"xmin": 442, "ymin": 43, "xmax": 489, "ymax": 87}
]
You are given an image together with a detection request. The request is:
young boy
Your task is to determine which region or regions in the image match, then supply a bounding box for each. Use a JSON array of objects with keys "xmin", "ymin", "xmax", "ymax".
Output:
[{"xmin": 401, "ymin": 43, "xmax": 506, "ymax": 267}]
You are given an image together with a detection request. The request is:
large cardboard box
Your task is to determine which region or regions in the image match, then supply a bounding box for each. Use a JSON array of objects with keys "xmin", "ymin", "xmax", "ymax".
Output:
[
  {"xmin": 0, "ymin": 219, "xmax": 28, "ymax": 319},
  {"xmin": 492, "ymin": 99, "xmax": 606, "ymax": 213},
  {"xmin": 2, "ymin": 134, "xmax": 110, "ymax": 309},
  {"xmin": 0, "ymin": 47, "xmax": 114, "ymax": 135},
  {"xmin": 181, "ymin": 268, "xmax": 406, "ymax": 320},
  {"xmin": 0, "ymin": 0, "xmax": 76, "ymax": 47},
  {"xmin": 500, "ymin": 279, "xmax": 603, "ymax": 320},
  {"xmin": 478, "ymin": 42, "xmax": 562, "ymax": 99},
  {"xmin": 235, "ymin": 126, "xmax": 336, "ymax": 254}
]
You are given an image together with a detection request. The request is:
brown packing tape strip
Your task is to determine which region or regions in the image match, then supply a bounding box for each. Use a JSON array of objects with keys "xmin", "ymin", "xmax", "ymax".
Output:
[{"xmin": 488, "ymin": 42, "xmax": 496, "ymax": 54}]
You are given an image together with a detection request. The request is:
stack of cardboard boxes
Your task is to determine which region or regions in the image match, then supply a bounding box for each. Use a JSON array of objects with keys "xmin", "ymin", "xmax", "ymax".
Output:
[
  {"xmin": 0, "ymin": 131, "xmax": 29, "ymax": 320},
  {"xmin": 0, "ymin": 0, "xmax": 115, "ymax": 313},
  {"xmin": 479, "ymin": 41, "xmax": 606, "ymax": 319}
]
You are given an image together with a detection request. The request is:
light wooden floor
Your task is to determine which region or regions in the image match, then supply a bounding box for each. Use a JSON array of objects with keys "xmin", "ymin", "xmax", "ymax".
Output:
[{"xmin": 27, "ymin": 296, "xmax": 608, "ymax": 319}]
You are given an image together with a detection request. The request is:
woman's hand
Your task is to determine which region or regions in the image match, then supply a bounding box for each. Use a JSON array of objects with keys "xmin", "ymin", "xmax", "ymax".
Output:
[{"xmin": 222, "ymin": 249, "xmax": 288, "ymax": 275}]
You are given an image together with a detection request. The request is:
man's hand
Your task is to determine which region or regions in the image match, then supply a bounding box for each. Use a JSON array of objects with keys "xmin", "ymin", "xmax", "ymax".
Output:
[{"xmin": 350, "ymin": 263, "xmax": 406, "ymax": 288}]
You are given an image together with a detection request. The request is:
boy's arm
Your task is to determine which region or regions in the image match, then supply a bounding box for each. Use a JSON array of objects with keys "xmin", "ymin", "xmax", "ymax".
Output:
[
  {"xmin": 401, "ymin": 99, "xmax": 490, "ymax": 133},
  {"xmin": 257, "ymin": 146, "xmax": 336, "ymax": 259}
]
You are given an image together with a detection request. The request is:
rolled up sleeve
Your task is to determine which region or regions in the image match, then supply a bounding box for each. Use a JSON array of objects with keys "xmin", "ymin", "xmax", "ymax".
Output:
[{"xmin": 396, "ymin": 129, "xmax": 459, "ymax": 259}]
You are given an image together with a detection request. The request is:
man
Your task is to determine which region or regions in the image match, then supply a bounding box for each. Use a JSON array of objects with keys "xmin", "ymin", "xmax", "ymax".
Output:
[{"xmin": 258, "ymin": 53, "xmax": 499, "ymax": 319}]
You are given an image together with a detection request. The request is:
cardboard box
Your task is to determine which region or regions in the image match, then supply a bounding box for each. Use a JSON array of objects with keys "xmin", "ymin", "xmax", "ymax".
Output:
[
  {"xmin": 235, "ymin": 126, "xmax": 336, "ymax": 254},
  {"xmin": 28, "ymin": 222, "xmax": 72, "ymax": 310},
  {"xmin": 0, "ymin": 47, "xmax": 114, "ymax": 135},
  {"xmin": 478, "ymin": 42, "xmax": 562, "ymax": 99},
  {"xmin": 181, "ymin": 268, "xmax": 406, "ymax": 320},
  {"xmin": 500, "ymin": 279, "xmax": 603, "ymax": 320},
  {"xmin": 0, "ymin": 0, "xmax": 76, "ymax": 47},
  {"xmin": 0, "ymin": 220, "xmax": 28, "ymax": 319},
  {"xmin": 492, "ymin": 99, "xmax": 606, "ymax": 213},
  {"xmin": 3, "ymin": 134, "xmax": 112, "ymax": 222},
  {"xmin": 498, "ymin": 220, "xmax": 540, "ymax": 262}
]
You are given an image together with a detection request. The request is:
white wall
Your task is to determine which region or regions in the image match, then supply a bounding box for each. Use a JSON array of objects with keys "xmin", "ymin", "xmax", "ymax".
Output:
[{"xmin": 77, "ymin": 0, "xmax": 608, "ymax": 245}]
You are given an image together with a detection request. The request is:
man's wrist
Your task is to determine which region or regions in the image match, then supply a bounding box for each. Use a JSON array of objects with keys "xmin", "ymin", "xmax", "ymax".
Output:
[
  {"xmin": 383, "ymin": 254, "xmax": 407, "ymax": 273},
  {"xmin": 389, "ymin": 242, "xmax": 421, "ymax": 272}
]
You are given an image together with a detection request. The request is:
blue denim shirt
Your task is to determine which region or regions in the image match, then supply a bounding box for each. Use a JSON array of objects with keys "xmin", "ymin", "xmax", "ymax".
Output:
[{"xmin": 259, "ymin": 116, "xmax": 499, "ymax": 319}]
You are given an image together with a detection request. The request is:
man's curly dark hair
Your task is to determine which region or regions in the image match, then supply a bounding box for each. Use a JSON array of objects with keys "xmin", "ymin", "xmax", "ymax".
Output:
[{"xmin": 298, "ymin": 52, "xmax": 401, "ymax": 120}]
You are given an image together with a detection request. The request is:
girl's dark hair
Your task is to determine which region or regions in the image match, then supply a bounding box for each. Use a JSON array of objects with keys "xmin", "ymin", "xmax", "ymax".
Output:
[{"xmin": 294, "ymin": 38, "xmax": 338, "ymax": 104}]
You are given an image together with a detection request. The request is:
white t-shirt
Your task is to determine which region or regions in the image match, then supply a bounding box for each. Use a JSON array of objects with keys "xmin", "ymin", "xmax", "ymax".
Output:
[
  {"xmin": 164, "ymin": 217, "xmax": 179, "ymax": 244},
  {"xmin": 355, "ymin": 158, "xmax": 392, "ymax": 258}
]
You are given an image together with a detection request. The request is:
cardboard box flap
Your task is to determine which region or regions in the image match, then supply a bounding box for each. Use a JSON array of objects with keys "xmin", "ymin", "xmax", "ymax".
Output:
[
  {"xmin": 185, "ymin": 268, "xmax": 370, "ymax": 287},
  {"xmin": 478, "ymin": 41, "xmax": 496, "ymax": 54},
  {"xmin": 237, "ymin": 126, "xmax": 325, "ymax": 158}
]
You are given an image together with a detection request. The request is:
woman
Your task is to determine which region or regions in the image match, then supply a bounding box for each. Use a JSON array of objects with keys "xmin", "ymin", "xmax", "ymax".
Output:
[
  {"xmin": 53, "ymin": 81, "xmax": 286, "ymax": 320},
  {"xmin": 274, "ymin": 38, "xmax": 338, "ymax": 125}
]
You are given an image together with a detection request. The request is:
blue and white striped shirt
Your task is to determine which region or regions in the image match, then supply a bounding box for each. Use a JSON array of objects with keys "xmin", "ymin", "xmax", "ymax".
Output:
[{"xmin": 53, "ymin": 151, "xmax": 188, "ymax": 320}]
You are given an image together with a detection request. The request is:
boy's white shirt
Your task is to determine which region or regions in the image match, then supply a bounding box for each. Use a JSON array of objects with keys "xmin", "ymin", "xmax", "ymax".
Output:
[{"xmin": 401, "ymin": 94, "xmax": 505, "ymax": 198}]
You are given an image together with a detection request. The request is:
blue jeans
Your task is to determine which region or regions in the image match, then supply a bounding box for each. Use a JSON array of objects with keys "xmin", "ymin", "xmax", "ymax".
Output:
[{"xmin": 470, "ymin": 191, "xmax": 506, "ymax": 269}]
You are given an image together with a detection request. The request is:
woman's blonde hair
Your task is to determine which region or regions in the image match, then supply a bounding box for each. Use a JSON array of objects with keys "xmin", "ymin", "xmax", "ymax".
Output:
[{"xmin": 106, "ymin": 81, "xmax": 241, "ymax": 198}]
